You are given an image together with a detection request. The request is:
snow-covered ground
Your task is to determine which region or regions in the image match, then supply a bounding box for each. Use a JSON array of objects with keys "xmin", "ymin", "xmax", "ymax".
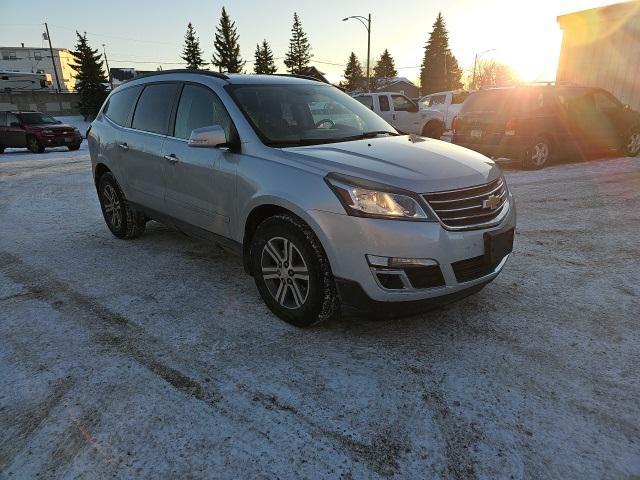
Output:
[{"xmin": 0, "ymin": 146, "xmax": 639, "ymax": 479}]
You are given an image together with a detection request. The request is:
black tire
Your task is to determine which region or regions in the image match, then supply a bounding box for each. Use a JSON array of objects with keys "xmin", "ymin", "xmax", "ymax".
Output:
[
  {"xmin": 250, "ymin": 213, "xmax": 339, "ymax": 327},
  {"xmin": 68, "ymin": 143, "xmax": 81, "ymax": 151},
  {"xmin": 97, "ymin": 172, "xmax": 146, "ymax": 239},
  {"xmin": 27, "ymin": 135, "xmax": 45, "ymax": 153},
  {"xmin": 522, "ymin": 136, "xmax": 551, "ymax": 169},
  {"xmin": 622, "ymin": 128, "xmax": 640, "ymax": 157},
  {"xmin": 422, "ymin": 121, "xmax": 445, "ymax": 139},
  {"xmin": 0, "ymin": 145, "xmax": 5, "ymax": 154}
]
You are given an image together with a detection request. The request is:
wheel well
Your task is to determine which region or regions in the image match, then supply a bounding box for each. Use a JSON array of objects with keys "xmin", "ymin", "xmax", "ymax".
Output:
[
  {"xmin": 242, "ymin": 204, "xmax": 293, "ymax": 275},
  {"xmin": 422, "ymin": 119, "xmax": 445, "ymax": 136},
  {"xmin": 94, "ymin": 163, "xmax": 111, "ymax": 186}
]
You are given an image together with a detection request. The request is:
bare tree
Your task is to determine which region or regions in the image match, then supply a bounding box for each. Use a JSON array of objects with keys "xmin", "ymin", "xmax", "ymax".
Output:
[{"xmin": 470, "ymin": 59, "xmax": 518, "ymax": 89}]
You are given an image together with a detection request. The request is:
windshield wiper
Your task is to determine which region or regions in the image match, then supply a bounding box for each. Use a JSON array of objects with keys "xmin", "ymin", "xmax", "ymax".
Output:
[{"xmin": 357, "ymin": 130, "xmax": 400, "ymax": 138}]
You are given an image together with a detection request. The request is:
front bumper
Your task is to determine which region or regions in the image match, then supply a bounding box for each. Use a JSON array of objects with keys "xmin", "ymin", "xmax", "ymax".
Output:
[
  {"xmin": 40, "ymin": 133, "xmax": 82, "ymax": 147},
  {"xmin": 308, "ymin": 193, "xmax": 516, "ymax": 304}
]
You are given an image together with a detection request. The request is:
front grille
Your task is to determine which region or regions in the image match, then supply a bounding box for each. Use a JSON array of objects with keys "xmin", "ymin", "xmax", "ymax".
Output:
[
  {"xmin": 422, "ymin": 177, "xmax": 508, "ymax": 230},
  {"xmin": 452, "ymin": 255, "xmax": 501, "ymax": 283},
  {"xmin": 405, "ymin": 265, "xmax": 445, "ymax": 289}
]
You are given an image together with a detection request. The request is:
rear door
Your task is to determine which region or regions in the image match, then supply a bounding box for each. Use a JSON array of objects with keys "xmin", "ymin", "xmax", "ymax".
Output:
[
  {"xmin": 125, "ymin": 82, "xmax": 179, "ymax": 211},
  {"xmin": 161, "ymin": 83, "xmax": 236, "ymax": 236}
]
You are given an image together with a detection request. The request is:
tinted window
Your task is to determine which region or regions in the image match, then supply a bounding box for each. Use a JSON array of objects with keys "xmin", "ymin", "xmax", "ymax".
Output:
[
  {"xmin": 104, "ymin": 86, "xmax": 141, "ymax": 127},
  {"xmin": 379, "ymin": 95, "xmax": 390, "ymax": 111},
  {"xmin": 461, "ymin": 90, "xmax": 512, "ymax": 114},
  {"xmin": 174, "ymin": 84, "xmax": 234, "ymax": 140},
  {"xmin": 17, "ymin": 112, "xmax": 59, "ymax": 124},
  {"xmin": 6, "ymin": 113, "xmax": 20, "ymax": 126},
  {"xmin": 355, "ymin": 95, "xmax": 373, "ymax": 110},
  {"xmin": 0, "ymin": 112, "xmax": 5, "ymax": 127},
  {"xmin": 594, "ymin": 91, "xmax": 620, "ymax": 111},
  {"xmin": 132, "ymin": 83, "xmax": 178, "ymax": 134}
]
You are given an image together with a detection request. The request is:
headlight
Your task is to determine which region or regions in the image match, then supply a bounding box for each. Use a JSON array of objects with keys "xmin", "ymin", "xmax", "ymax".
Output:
[
  {"xmin": 326, "ymin": 174, "xmax": 431, "ymax": 220},
  {"xmin": 42, "ymin": 129, "xmax": 53, "ymax": 134}
]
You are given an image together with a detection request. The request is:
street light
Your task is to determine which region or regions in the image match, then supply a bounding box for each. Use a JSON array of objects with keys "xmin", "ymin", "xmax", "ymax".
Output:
[
  {"xmin": 342, "ymin": 14, "xmax": 371, "ymax": 91},
  {"xmin": 472, "ymin": 48, "xmax": 497, "ymax": 89}
]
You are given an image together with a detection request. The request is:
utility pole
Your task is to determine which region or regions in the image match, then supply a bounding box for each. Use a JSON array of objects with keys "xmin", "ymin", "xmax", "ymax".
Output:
[
  {"xmin": 102, "ymin": 44, "xmax": 113, "ymax": 89},
  {"xmin": 44, "ymin": 22, "xmax": 63, "ymax": 93}
]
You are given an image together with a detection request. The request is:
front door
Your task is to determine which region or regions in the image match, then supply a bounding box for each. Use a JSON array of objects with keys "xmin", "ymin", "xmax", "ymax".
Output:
[
  {"xmin": 4, "ymin": 113, "xmax": 26, "ymax": 147},
  {"xmin": 377, "ymin": 94, "xmax": 395, "ymax": 127},
  {"xmin": 161, "ymin": 83, "xmax": 237, "ymax": 237},
  {"xmin": 391, "ymin": 95, "xmax": 420, "ymax": 134},
  {"xmin": 123, "ymin": 82, "xmax": 179, "ymax": 211}
]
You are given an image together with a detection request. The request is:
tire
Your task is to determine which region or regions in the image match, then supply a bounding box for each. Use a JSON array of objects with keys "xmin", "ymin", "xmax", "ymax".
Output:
[
  {"xmin": 523, "ymin": 136, "xmax": 551, "ymax": 169},
  {"xmin": 422, "ymin": 121, "xmax": 445, "ymax": 139},
  {"xmin": 68, "ymin": 143, "xmax": 81, "ymax": 151},
  {"xmin": 27, "ymin": 135, "xmax": 45, "ymax": 154},
  {"xmin": 250, "ymin": 213, "xmax": 339, "ymax": 327},
  {"xmin": 97, "ymin": 172, "xmax": 146, "ymax": 239},
  {"xmin": 0, "ymin": 146, "xmax": 5, "ymax": 154},
  {"xmin": 622, "ymin": 128, "xmax": 640, "ymax": 157}
]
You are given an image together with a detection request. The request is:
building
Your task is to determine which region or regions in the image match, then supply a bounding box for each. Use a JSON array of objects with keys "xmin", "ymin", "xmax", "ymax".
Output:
[
  {"xmin": 557, "ymin": 1, "xmax": 640, "ymax": 109},
  {"xmin": 110, "ymin": 68, "xmax": 154, "ymax": 88},
  {"xmin": 0, "ymin": 45, "xmax": 77, "ymax": 92},
  {"xmin": 375, "ymin": 77, "xmax": 420, "ymax": 99}
]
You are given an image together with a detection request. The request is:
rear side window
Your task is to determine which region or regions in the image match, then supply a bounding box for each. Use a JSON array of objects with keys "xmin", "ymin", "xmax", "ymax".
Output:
[
  {"xmin": 355, "ymin": 95, "xmax": 373, "ymax": 110},
  {"xmin": 132, "ymin": 83, "xmax": 179, "ymax": 135},
  {"xmin": 461, "ymin": 91, "xmax": 511, "ymax": 115},
  {"xmin": 104, "ymin": 86, "xmax": 141, "ymax": 127},
  {"xmin": 379, "ymin": 95, "xmax": 390, "ymax": 112},
  {"xmin": 174, "ymin": 84, "xmax": 234, "ymax": 140}
]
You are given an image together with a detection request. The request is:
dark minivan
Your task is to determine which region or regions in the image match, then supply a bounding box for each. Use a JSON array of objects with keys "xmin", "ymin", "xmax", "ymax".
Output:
[
  {"xmin": 0, "ymin": 111, "xmax": 82, "ymax": 153},
  {"xmin": 452, "ymin": 85, "xmax": 640, "ymax": 169}
]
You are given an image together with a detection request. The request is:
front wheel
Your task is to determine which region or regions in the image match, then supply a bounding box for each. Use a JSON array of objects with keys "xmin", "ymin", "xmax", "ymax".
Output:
[
  {"xmin": 623, "ymin": 128, "xmax": 640, "ymax": 157},
  {"xmin": 27, "ymin": 135, "xmax": 45, "ymax": 153},
  {"xmin": 68, "ymin": 143, "xmax": 81, "ymax": 151},
  {"xmin": 250, "ymin": 214, "xmax": 339, "ymax": 327},
  {"xmin": 523, "ymin": 136, "xmax": 551, "ymax": 169}
]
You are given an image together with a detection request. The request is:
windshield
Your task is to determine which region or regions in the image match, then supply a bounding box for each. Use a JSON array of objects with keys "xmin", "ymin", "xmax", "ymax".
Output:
[
  {"xmin": 227, "ymin": 84, "xmax": 397, "ymax": 147},
  {"xmin": 18, "ymin": 112, "xmax": 60, "ymax": 125}
]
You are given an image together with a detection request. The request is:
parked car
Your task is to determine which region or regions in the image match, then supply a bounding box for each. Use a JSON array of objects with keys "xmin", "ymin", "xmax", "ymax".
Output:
[
  {"xmin": 420, "ymin": 89, "xmax": 471, "ymax": 133},
  {"xmin": 88, "ymin": 70, "xmax": 516, "ymax": 327},
  {"xmin": 0, "ymin": 111, "xmax": 82, "ymax": 153},
  {"xmin": 353, "ymin": 92, "xmax": 445, "ymax": 138},
  {"xmin": 452, "ymin": 85, "xmax": 640, "ymax": 169}
]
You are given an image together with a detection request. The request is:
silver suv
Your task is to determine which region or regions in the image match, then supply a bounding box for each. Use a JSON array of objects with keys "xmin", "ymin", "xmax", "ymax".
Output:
[{"xmin": 88, "ymin": 70, "xmax": 516, "ymax": 327}]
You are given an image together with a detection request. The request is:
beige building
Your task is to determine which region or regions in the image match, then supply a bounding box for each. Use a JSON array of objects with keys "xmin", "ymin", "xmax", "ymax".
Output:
[
  {"xmin": 0, "ymin": 46, "xmax": 77, "ymax": 92},
  {"xmin": 557, "ymin": 1, "xmax": 640, "ymax": 109}
]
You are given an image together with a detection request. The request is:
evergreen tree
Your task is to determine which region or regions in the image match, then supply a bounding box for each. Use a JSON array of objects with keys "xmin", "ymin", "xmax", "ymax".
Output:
[
  {"xmin": 342, "ymin": 52, "xmax": 364, "ymax": 91},
  {"xmin": 212, "ymin": 7, "xmax": 245, "ymax": 73},
  {"xmin": 253, "ymin": 39, "xmax": 277, "ymax": 74},
  {"xmin": 181, "ymin": 22, "xmax": 206, "ymax": 70},
  {"xmin": 419, "ymin": 13, "xmax": 463, "ymax": 95},
  {"xmin": 373, "ymin": 49, "xmax": 397, "ymax": 80},
  {"xmin": 284, "ymin": 13, "xmax": 312, "ymax": 74},
  {"xmin": 69, "ymin": 31, "xmax": 107, "ymax": 120}
]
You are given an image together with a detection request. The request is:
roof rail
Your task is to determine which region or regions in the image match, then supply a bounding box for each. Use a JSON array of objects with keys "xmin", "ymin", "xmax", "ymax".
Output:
[
  {"xmin": 122, "ymin": 69, "xmax": 229, "ymax": 85},
  {"xmin": 272, "ymin": 73, "xmax": 328, "ymax": 84}
]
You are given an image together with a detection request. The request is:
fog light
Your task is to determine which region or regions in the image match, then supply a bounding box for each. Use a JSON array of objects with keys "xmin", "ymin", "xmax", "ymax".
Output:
[{"xmin": 366, "ymin": 255, "xmax": 438, "ymax": 269}]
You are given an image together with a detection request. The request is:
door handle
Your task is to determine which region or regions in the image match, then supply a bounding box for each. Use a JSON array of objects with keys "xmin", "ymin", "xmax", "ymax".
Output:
[
  {"xmin": 163, "ymin": 153, "xmax": 179, "ymax": 164},
  {"xmin": 118, "ymin": 142, "xmax": 129, "ymax": 151}
]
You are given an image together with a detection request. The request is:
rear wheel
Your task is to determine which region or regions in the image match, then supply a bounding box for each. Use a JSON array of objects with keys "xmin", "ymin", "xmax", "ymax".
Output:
[
  {"xmin": 422, "ymin": 121, "xmax": 445, "ymax": 139},
  {"xmin": 623, "ymin": 128, "xmax": 640, "ymax": 157},
  {"xmin": 523, "ymin": 136, "xmax": 551, "ymax": 169},
  {"xmin": 97, "ymin": 172, "xmax": 146, "ymax": 239},
  {"xmin": 250, "ymin": 214, "xmax": 339, "ymax": 327},
  {"xmin": 27, "ymin": 135, "xmax": 45, "ymax": 153}
]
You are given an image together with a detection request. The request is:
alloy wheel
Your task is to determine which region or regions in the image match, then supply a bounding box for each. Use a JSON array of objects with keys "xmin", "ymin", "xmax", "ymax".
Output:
[
  {"xmin": 102, "ymin": 183, "xmax": 122, "ymax": 230},
  {"xmin": 627, "ymin": 132, "xmax": 640, "ymax": 155},
  {"xmin": 531, "ymin": 142, "xmax": 549, "ymax": 166},
  {"xmin": 260, "ymin": 236, "xmax": 310, "ymax": 309}
]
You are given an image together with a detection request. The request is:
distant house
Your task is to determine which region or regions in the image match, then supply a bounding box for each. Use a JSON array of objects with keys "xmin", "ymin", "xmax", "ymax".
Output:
[
  {"xmin": 375, "ymin": 77, "xmax": 419, "ymax": 99},
  {"xmin": 109, "ymin": 68, "xmax": 153, "ymax": 87},
  {"xmin": 557, "ymin": 1, "xmax": 640, "ymax": 110},
  {"xmin": 299, "ymin": 66, "xmax": 330, "ymax": 84}
]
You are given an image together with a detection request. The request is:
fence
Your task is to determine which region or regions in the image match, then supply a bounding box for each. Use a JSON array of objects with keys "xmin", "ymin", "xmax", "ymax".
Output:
[{"xmin": 0, "ymin": 91, "xmax": 80, "ymax": 116}]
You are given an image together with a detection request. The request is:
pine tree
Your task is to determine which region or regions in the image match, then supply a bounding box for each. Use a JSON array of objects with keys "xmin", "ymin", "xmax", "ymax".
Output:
[
  {"xmin": 181, "ymin": 22, "xmax": 206, "ymax": 70},
  {"xmin": 373, "ymin": 49, "xmax": 397, "ymax": 80},
  {"xmin": 253, "ymin": 39, "xmax": 277, "ymax": 74},
  {"xmin": 212, "ymin": 7, "xmax": 245, "ymax": 73},
  {"xmin": 342, "ymin": 52, "xmax": 364, "ymax": 91},
  {"xmin": 284, "ymin": 13, "xmax": 312, "ymax": 74},
  {"xmin": 69, "ymin": 31, "xmax": 107, "ymax": 120},
  {"xmin": 420, "ymin": 13, "xmax": 463, "ymax": 95}
]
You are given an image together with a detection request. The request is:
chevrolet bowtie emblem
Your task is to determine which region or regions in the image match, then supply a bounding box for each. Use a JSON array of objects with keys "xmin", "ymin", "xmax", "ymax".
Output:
[{"xmin": 483, "ymin": 194, "xmax": 501, "ymax": 210}]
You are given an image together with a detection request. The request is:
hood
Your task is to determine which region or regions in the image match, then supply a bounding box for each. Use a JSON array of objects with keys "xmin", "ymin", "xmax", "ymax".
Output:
[
  {"xmin": 28, "ymin": 123, "xmax": 75, "ymax": 132},
  {"xmin": 282, "ymin": 135, "xmax": 500, "ymax": 193}
]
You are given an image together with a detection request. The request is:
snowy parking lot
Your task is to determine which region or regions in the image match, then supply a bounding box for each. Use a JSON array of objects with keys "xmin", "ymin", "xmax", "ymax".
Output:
[{"xmin": 1, "ymin": 144, "xmax": 639, "ymax": 479}]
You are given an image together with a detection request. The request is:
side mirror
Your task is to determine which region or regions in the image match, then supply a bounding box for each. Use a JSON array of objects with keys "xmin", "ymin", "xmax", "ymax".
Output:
[{"xmin": 188, "ymin": 125, "xmax": 227, "ymax": 148}]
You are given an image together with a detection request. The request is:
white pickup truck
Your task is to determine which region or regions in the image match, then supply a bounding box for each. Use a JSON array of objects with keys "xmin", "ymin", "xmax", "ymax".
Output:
[
  {"xmin": 419, "ymin": 90, "xmax": 471, "ymax": 134},
  {"xmin": 353, "ymin": 92, "xmax": 445, "ymax": 138}
]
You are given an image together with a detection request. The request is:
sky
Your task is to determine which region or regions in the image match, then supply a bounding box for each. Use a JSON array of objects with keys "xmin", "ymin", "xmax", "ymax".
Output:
[{"xmin": 0, "ymin": 0, "xmax": 624, "ymax": 85}]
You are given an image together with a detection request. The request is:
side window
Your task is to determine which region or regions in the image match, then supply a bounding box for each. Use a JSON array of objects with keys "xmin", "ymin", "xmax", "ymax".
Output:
[
  {"xmin": 392, "ymin": 95, "xmax": 413, "ymax": 112},
  {"xmin": 104, "ymin": 85, "xmax": 142, "ymax": 127},
  {"xmin": 132, "ymin": 83, "xmax": 179, "ymax": 135},
  {"xmin": 355, "ymin": 95, "xmax": 373, "ymax": 110},
  {"xmin": 0, "ymin": 112, "xmax": 5, "ymax": 127},
  {"xmin": 594, "ymin": 91, "xmax": 620, "ymax": 112},
  {"xmin": 174, "ymin": 84, "xmax": 234, "ymax": 140},
  {"xmin": 428, "ymin": 95, "xmax": 446, "ymax": 106},
  {"xmin": 378, "ymin": 95, "xmax": 390, "ymax": 112},
  {"xmin": 6, "ymin": 113, "xmax": 19, "ymax": 126}
]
